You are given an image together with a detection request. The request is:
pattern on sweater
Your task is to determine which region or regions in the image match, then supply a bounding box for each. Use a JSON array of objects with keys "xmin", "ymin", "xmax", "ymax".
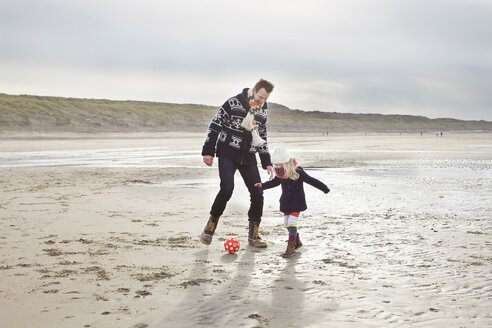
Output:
[
  {"xmin": 204, "ymin": 91, "xmax": 269, "ymax": 155},
  {"xmin": 229, "ymin": 135, "xmax": 242, "ymax": 149}
]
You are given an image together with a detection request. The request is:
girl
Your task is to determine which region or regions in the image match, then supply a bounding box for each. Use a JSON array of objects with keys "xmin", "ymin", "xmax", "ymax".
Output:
[{"xmin": 254, "ymin": 146, "xmax": 330, "ymax": 257}]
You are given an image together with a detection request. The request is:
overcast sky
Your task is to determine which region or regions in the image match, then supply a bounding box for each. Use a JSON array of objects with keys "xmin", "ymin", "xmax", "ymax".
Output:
[{"xmin": 1, "ymin": 0, "xmax": 491, "ymax": 120}]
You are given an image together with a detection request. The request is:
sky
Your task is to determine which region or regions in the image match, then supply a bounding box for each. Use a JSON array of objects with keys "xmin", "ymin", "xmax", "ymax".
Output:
[{"xmin": 1, "ymin": 0, "xmax": 491, "ymax": 121}]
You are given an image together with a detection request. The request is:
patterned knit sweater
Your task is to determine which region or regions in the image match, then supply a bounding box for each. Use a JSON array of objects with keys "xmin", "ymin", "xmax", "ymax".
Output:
[{"xmin": 201, "ymin": 88, "xmax": 272, "ymax": 168}]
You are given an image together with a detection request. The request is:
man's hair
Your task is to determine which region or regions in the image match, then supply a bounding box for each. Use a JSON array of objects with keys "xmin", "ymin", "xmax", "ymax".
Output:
[{"xmin": 254, "ymin": 79, "xmax": 274, "ymax": 93}]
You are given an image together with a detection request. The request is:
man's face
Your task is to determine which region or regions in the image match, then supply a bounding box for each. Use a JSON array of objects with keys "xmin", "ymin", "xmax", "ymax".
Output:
[{"xmin": 253, "ymin": 88, "xmax": 270, "ymax": 106}]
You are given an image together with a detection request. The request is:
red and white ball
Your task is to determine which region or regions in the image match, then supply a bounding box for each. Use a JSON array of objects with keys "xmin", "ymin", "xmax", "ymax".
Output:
[{"xmin": 224, "ymin": 237, "xmax": 240, "ymax": 254}]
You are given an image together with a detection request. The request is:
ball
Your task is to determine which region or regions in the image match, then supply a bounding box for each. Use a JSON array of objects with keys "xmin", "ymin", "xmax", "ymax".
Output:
[{"xmin": 224, "ymin": 237, "xmax": 240, "ymax": 254}]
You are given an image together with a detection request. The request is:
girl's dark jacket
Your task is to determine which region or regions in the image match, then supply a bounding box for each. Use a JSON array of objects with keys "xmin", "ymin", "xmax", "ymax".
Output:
[
  {"xmin": 201, "ymin": 88, "xmax": 272, "ymax": 168},
  {"xmin": 261, "ymin": 166, "xmax": 330, "ymax": 213}
]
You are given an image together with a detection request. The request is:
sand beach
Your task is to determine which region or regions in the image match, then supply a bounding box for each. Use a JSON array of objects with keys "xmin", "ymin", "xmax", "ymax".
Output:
[{"xmin": 0, "ymin": 132, "xmax": 491, "ymax": 327}]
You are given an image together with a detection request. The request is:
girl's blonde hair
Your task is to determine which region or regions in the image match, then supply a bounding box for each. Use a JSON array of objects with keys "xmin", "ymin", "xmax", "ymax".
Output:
[{"xmin": 283, "ymin": 158, "xmax": 299, "ymax": 180}]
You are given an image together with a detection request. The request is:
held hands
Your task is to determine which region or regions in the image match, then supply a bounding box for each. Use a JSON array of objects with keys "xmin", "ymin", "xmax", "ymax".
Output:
[
  {"xmin": 203, "ymin": 155, "xmax": 214, "ymax": 166},
  {"xmin": 254, "ymin": 183, "xmax": 262, "ymax": 188}
]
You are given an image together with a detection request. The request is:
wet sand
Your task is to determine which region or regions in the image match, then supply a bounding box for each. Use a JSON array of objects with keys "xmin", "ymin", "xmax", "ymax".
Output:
[{"xmin": 0, "ymin": 132, "xmax": 491, "ymax": 327}]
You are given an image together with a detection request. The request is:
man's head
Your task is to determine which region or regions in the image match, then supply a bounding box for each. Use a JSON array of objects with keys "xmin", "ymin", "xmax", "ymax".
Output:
[{"xmin": 252, "ymin": 79, "xmax": 274, "ymax": 106}]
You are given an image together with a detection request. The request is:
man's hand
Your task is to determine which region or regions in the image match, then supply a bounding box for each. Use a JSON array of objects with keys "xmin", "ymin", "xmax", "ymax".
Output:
[
  {"xmin": 203, "ymin": 155, "xmax": 214, "ymax": 166},
  {"xmin": 266, "ymin": 165, "xmax": 274, "ymax": 180},
  {"xmin": 254, "ymin": 183, "xmax": 262, "ymax": 188}
]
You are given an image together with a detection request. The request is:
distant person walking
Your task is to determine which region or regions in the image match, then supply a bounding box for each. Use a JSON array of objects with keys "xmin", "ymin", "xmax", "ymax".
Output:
[
  {"xmin": 200, "ymin": 79, "xmax": 275, "ymax": 248},
  {"xmin": 255, "ymin": 146, "xmax": 330, "ymax": 257}
]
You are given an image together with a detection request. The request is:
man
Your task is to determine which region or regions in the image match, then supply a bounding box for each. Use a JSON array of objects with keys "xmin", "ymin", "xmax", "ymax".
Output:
[{"xmin": 200, "ymin": 79, "xmax": 275, "ymax": 248}]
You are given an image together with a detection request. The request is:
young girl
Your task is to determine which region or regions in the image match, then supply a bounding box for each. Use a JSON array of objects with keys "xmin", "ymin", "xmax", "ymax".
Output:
[{"xmin": 254, "ymin": 146, "xmax": 330, "ymax": 257}]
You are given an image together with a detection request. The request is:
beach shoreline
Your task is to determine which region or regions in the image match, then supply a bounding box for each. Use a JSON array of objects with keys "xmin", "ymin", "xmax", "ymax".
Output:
[{"xmin": 1, "ymin": 133, "xmax": 491, "ymax": 327}]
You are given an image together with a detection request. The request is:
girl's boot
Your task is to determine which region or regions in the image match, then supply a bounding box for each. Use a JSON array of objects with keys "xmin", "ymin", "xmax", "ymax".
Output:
[
  {"xmin": 295, "ymin": 233, "xmax": 303, "ymax": 249},
  {"xmin": 200, "ymin": 215, "xmax": 219, "ymax": 245},
  {"xmin": 282, "ymin": 239, "xmax": 296, "ymax": 258}
]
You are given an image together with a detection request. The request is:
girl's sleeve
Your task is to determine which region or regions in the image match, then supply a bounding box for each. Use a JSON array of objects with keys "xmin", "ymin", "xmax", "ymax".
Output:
[
  {"xmin": 260, "ymin": 177, "xmax": 281, "ymax": 190},
  {"xmin": 299, "ymin": 168, "xmax": 330, "ymax": 193}
]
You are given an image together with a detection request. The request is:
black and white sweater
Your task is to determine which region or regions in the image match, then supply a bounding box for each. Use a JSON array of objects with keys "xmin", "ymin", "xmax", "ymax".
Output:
[{"xmin": 201, "ymin": 88, "xmax": 272, "ymax": 169}]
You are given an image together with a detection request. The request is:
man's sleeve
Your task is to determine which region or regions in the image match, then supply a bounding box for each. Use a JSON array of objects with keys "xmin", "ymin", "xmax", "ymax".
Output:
[{"xmin": 201, "ymin": 101, "xmax": 230, "ymax": 157}]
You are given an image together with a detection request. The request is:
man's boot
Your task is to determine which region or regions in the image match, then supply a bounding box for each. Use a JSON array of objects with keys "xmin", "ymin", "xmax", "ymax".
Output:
[
  {"xmin": 282, "ymin": 239, "xmax": 296, "ymax": 258},
  {"xmin": 248, "ymin": 221, "xmax": 267, "ymax": 248},
  {"xmin": 295, "ymin": 233, "xmax": 303, "ymax": 249},
  {"xmin": 200, "ymin": 215, "xmax": 219, "ymax": 245}
]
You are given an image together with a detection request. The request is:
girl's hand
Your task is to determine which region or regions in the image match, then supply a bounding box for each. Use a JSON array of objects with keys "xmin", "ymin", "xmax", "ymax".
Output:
[{"xmin": 254, "ymin": 183, "xmax": 262, "ymax": 188}]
